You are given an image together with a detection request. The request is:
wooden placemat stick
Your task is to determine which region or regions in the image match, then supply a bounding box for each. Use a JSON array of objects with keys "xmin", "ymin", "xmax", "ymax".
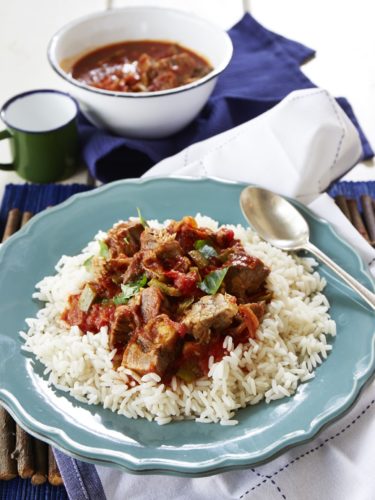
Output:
[
  {"xmin": 334, "ymin": 195, "xmax": 351, "ymax": 220},
  {"xmin": 48, "ymin": 446, "xmax": 64, "ymax": 486},
  {"xmin": 347, "ymin": 198, "xmax": 370, "ymax": 242},
  {"xmin": 12, "ymin": 426, "xmax": 35, "ymax": 478},
  {"xmin": 31, "ymin": 439, "xmax": 48, "ymax": 485},
  {"xmin": 361, "ymin": 195, "xmax": 375, "ymax": 245},
  {"xmin": 1, "ymin": 210, "xmax": 23, "ymax": 480},
  {"xmin": 2, "ymin": 208, "xmax": 21, "ymax": 241},
  {"xmin": 0, "ymin": 406, "xmax": 17, "ymax": 480},
  {"xmin": 21, "ymin": 210, "xmax": 33, "ymax": 226}
]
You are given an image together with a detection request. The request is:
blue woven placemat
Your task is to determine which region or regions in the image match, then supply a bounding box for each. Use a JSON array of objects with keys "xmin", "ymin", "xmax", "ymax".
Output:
[
  {"xmin": 0, "ymin": 183, "xmax": 92, "ymax": 500},
  {"xmin": 0, "ymin": 479, "xmax": 69, "ymax": 500},
  {"xmin": 328, "ymin": 180, "xmax": 375, "ymax": 210},
  {"xmin": 0, "ymin": 183, "xmax": 92, "ymax": 237}
]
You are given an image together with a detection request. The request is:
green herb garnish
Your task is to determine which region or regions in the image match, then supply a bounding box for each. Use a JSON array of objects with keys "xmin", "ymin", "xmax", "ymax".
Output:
[
  {"xmin": 198, "ymin": 267, "xmax": 229, "ymax": 295},
  {"xmin": 113, "ymin": 274, "xmax": 148, "ymax": 305},
  {"xmin": 98, "ymin": 240, "xmax": 109, "ymax": 259},
  {"xmin": 83, "ymin": 255, "xmax": 93, "ymax": 271},
  {"xmin": 137, "ymin": 207, "xmax": 149, "ymax": 228},
  {"xmin": 194, "ymin": 240, "xmax": 218, "ymax": 259}
]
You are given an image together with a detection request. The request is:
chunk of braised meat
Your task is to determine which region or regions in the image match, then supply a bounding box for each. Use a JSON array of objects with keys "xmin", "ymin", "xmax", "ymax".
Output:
[
  {"xmin": 122, "ymin": 338, "xmax": 164, "ymax": 376},
  {"xmin": 141, "ymin": 286, "xmax": 163, "ymax": 323},
  {"xmin": 158, "ymin": 53, "xmax": 198, "ymax": 76},
  {"xmin": 106, "ymin": 221, "xmax": 144, "ymax": 257},
  {"xmin": 182, "ymin": 293, "xmax": 238, "ymax": 343},
  {"xmin": 147, "ymin": 53, "xmax": 198, "ymax": 91},
  {"xmin": 141, "ymin": 227, "xmax": 190, "ymax": 277},
  {"xmin": 168, "ymin": 217, "xmax": 214, "ymax": 253},
  {"xmin": 140, "ymin": 228, "xmax": 175, "ymax": 251},
  {"xmin": 106, "ymin": 257, "xmax": 131, "ymax": 273},
  {"xmin": 143, "ymin": 253, "xmax": 190, "ymax": 280},
  {"xmin": 246, "ymin": 287, "xmax": 273, "ymax": 304},
  {"xmin": 224, "ymin": 247, "xmax": 270, "ymax": 302},
  {"xmin": 90, "ymin": 275, "xmax": 120, "ymax": 300},
  {"xmin": 168, "ymin": 217, "xmax": 236, "ymax": 254},
  {"xmin": 122, "ymin": 314, "xmax": 185, "ymax": 376},
  {"xmin": 215, "ymin": 227, "xmax": 235, "ymax": 249},
  {"xmin": 97, "ymin": 256, "xmax": 131, "ymax": 286},
  {"xmin": 122, "ymin": 251, "xmax": 144, "ymax": 284},
  {"xmin": 137, "ymin": 53, "xmax": 153, "ymax": 87},
  {"xmin": 229, "ymin": 302, "xmax": 266, "ymax": 341},
  {"xmin": 109, "ymin": 303, "xmax": 140, "ymax": 350},
  {"xmin": 247, "ymin": 302, "xmax": 266, "ymax": 320},
  {"xmin": 148, "ymin": 70, "xmax": 177, "ymax": 91},
  {"xmin": 141, "ymin": 228, "xmax": 185, "ymax": 262}
]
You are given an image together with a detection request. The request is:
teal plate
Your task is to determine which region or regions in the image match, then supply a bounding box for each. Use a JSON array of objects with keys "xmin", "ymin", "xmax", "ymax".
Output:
[{"xmin": 0, "ymin": 177, "xmax": 374, "ymax": 476}]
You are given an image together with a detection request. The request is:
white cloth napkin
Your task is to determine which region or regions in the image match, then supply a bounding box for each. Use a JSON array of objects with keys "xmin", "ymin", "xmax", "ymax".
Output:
[
  {"xmin": 99, "ymin": 375, "xmax": 375, "ymax": 500},
  {"xmin": 95, "ymin": 88, "xmax": 375, "ymax": 500},
  {"xmin": 144, "ymin": 88, "xmax": 363, "ymax": 203}
]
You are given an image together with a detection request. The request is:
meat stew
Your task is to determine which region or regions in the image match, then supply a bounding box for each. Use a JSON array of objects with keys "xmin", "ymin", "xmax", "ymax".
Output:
[
  {"xmin": 62, "ymin": 216, "xmax": 271, "ymax": 383},
  {"xmin": 71, "ymin": 40, "xmax": 213, "ymax": 92}
]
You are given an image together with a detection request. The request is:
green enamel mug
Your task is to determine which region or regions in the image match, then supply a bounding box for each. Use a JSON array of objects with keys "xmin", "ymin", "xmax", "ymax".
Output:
[{"xmin": 0, "ymin": 89, "xmax": 80, "ymax": 183}]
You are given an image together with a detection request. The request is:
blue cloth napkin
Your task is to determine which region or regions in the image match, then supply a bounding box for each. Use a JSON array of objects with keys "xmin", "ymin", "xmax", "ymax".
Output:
[{"xmin": 78, "ymin": 13, "xmax": 373, "ymax": 183}]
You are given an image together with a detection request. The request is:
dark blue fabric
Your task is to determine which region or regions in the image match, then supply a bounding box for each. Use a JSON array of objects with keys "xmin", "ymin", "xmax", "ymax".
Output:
[
  {"xmin": 78, "ymin": 13, "xmax": 373, "ymax": 183},
  {"xmin": 53, "ymin": 452, "xmax": 106, "ymax": 500}
]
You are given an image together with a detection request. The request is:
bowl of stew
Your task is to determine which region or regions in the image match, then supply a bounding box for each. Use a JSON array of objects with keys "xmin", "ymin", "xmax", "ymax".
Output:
[{"xmin": 48, "ymin": 7, "xmax": 233, "ymax": 139}]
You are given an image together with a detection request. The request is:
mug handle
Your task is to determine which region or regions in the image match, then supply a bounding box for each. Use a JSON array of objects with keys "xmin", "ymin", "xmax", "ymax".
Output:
[{"xmin": 0, "ymin": 130, "xmax": 15, "ymax": 171}]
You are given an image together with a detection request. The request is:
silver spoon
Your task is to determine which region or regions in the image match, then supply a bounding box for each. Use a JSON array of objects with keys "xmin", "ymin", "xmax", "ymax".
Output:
[{"xmin": 240, "ymin": 186, "xmax": 375, "ymax": 309}]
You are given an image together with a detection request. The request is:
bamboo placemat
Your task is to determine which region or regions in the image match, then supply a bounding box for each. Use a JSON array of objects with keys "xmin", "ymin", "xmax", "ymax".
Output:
[{"xmin": 328, "ymin": 181, "xmax": 375, "ymax": 247}]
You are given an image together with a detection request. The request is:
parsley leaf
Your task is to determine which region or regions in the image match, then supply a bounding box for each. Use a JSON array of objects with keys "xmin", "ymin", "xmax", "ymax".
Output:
[
  {"xmin": 198, "ymin": 268, "xmax": 229, "ymax": 295},
  {"xmin": 113, "ymin": 274, "xmax": 148, "ymax": 305},
  {"xmin": 194, "ymin": 239, "xmax": 218, "ymax": 259},
  {"xmin": 137, "ymin": 207, "xmax": 149, "ymax": 228}
]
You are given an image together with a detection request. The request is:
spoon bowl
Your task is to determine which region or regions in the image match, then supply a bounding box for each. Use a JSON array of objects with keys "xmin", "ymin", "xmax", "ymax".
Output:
[
  {"xmin": 240, "ymin": 186, "xmax": 309, "ymax": 250},
  {"xmin": 240, "ymin": 186, "xmax": 375, "ymax": 309}
]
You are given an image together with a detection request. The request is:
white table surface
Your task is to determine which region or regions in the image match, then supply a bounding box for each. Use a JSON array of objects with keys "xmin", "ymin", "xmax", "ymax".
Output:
[{"xmin": 0, "ymin": 0, "xmax": 374, "ymax": 196}]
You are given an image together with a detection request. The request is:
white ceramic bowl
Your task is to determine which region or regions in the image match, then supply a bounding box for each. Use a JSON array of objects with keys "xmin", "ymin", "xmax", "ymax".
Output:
[{"xmin": 48, "ymin": 7, "xmax": 233, "ymax": 139}]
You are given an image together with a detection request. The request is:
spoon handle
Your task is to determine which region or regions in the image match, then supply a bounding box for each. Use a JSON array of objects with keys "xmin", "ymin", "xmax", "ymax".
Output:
[{"xmin": 305, "ymin": 241, "xmax": 375, "ymax": 309}]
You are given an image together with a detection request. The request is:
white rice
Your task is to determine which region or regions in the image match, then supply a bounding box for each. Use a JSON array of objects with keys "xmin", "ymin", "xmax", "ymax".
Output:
[{"xmin": 21, "ymin": 215, "xmax": 336, "ymax": 425}]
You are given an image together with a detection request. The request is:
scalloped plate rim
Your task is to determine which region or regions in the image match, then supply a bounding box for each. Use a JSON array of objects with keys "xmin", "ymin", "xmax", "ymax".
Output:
[{"xmin": 0, "ymin": 176, "xmax": 374, "ymax": 476}]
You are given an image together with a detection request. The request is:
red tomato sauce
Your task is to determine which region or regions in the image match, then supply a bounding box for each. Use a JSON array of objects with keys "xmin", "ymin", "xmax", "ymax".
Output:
[
  {"xmin": 62, "ymin": 295, "xmax": 116, "ymax": 334},
  {"xmin": 71, "ymin": 40, "xmax": 213, "ymax": 93}
]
